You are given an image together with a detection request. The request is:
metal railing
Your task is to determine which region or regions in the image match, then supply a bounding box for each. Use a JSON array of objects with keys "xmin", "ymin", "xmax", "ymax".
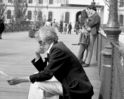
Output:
[
  {"xmin": 111, "ymin": 42, "xmax": 124, "ymax": 99},
  {"xmin": 97, "ymin": 28, "xmax": 124, "ymax": 99}
]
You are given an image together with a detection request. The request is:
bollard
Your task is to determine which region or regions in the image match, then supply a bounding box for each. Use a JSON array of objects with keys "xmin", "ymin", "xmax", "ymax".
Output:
[
  {"xmin": 99, "ymin": 43, "xmax": 112, "ymax": 99},
  {"xmin": 98, "ymin": 0, "xmax": 121, "ymax": 99}
]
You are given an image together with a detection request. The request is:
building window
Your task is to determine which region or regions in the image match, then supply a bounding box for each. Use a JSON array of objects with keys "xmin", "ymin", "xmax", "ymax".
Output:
[
  {"xmin": 119, "ymin": 15, "xmax": 124, "ymax": 26},
  {"xmin": 27, "ymin": 11, "xmax": 32, "ymax": 20},
  {"xmin": 49, "ymin": 0, "xmax": 53, "ymax": 4},
  {"xmin": 39, "ymin": 0, "xmax": 43, "ymax": 4},
  {"xmin": 18, "ymin": 0, "xmax": 22, "ymax": 3},
  {"xmin": 65, "ymin": 12, "xmax": 70, "ymax": 23},
  {"xmin": 119, "ymin": 0, "xmax": 124, "ymax": 7},
  {"xmin": 8, "ymin": 0, "xmax": 13, "ymax": 3},
  {"xmin": 7, "ymin": 10, "xmax": 11, "ymax": 19},
  {"xmin": 48, "ymin": 11, "xmax": 52, "ymax": 21},
  {"xmin": 0, "ymin": 0, "xmax": 2, "ymax": 3},
  {"xmin": 37, "ymin": 11, "xmax": 42, "ymax": 20},
  {"xmin": 28, "ymin": 0, "xmax": 32, "ymax": 3}
]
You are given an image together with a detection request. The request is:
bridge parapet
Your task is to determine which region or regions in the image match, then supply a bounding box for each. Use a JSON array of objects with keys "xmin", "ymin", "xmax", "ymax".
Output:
[{"xmin": 97, "ymin": 29, "xmax": 124, "ymax": 99}]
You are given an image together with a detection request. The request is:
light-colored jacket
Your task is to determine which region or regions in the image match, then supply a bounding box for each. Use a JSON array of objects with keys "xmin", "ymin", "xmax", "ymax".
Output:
[{"xmin": 87, "ymin": 12, "xmax": 100, "ymax": 36}]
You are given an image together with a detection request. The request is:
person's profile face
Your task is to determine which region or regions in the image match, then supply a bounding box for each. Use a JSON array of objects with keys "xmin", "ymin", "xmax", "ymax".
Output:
[
  {"xmin": 38, "ymin": 40, "xmax": 50, "ymax": 54},
  {"xmin": 37, "ymin": 34, "xmax": 50, "ymax": 54}
]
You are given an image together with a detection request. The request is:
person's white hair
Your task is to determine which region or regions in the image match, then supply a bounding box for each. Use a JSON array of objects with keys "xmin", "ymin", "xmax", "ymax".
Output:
[{"xmin": 35, "ymin": 26, "xmax": 58, "ymax": 44}]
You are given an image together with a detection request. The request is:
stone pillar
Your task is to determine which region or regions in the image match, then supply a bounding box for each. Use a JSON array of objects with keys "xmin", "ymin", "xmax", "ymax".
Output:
[{"xmin": 99, "ymin": 0, "xmax": 121, "ymax": 99}]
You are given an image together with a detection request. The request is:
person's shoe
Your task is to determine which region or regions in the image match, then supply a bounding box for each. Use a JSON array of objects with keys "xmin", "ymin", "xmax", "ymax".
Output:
[{"xmin": 82, "ymin": 63, "xmax": 90, "ymax": 67}]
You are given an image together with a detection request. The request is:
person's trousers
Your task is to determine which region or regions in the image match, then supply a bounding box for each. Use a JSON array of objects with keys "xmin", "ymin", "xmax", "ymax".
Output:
[
  {"xmin": 77, "ymin": 44, "xmax": 87, "ymax": 63},
  {"xmin": 28, "ymin": 77, "xmax": 63, "ymax": 99},
  {"xmin": 85, "ymin": 33, "xmax": 97, "ymax": 64}
]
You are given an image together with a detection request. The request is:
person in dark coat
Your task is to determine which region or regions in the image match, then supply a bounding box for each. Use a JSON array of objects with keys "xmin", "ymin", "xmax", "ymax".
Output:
[
  {"xmin": 68, "ymin": 22, "xmax": 72, "ymax": 34},
  {"xmin": 0, "ymin": 18, "xmax": 5, "ymax": 39},
  {"xmin": 7, "ymin": 26, "xmax": 94, "ymax": 99},
  {"xmin": 59, "ymin": 20, "xmax": 63, "ymax": 33}
]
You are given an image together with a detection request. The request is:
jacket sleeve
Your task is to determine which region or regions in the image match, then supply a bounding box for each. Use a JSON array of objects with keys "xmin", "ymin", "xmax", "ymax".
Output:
[
  {"xmin": 30, "ymin": 48, "xmax": 69, "ymax": 83},
  {"xmin": 31, "ymin": 57, "xmax": 47, "ymax": 72}
]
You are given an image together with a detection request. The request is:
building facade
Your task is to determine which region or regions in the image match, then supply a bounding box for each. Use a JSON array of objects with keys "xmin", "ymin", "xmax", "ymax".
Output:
[
  {"xmin": 118, "ymin": 0, "xmax": 124, "ymax": 26},
  {"xmin": 1, "ymin": 0, "xmax": 104, "ymax": 27}
]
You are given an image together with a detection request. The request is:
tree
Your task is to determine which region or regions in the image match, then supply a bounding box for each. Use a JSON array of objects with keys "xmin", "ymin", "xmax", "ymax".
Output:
[
  {"xmin": 0, "ymin": 3, "xmax": 6, "ymax": 20},
  {"xmin": 103, "ymin": 0, "xmax": 110, "ymax": 7},
  {"xmin": 13, "ymin": 0, "xmax": 28, "ymax": 23}
]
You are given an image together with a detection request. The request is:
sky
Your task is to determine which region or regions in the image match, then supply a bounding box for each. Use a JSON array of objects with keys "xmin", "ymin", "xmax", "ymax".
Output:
[{"xmin": 69, "ymin": 0, "xmax": 104, "ymax": 5}]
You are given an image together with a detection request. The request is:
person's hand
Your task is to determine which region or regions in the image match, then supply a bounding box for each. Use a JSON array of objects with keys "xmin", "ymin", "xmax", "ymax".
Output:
[
  {"xmin": 35, "ymin": 47, "xmax": 44, "ymax": 58},
  {"xmin": 35, "ymin": 47, "xmax": 45, "ymax": 61},
  {"xmin": 35, "ymin": 49, "xmax": 41, "ymax": 59},
  {"xmin": 7, "ymin": 77, "xmax": 22, "ymax": 85}
]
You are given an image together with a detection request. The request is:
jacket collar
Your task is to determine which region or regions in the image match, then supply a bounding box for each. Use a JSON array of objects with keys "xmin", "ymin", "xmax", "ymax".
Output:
[{"xmin": 46, "ymin": 42, "xmax": 54, "ymax": 54}]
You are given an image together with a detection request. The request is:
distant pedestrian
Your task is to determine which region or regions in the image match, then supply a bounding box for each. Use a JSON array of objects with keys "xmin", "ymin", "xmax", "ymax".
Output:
[
  {"xmin": 63, "ymin": 23, "xmax": 68, "ymax": 34},
  {"xmin": 52, "ymin": 19, "xmax": 56, "ymax": 27},
  {"xmin": 0, "ymin": 18, "xmax": 5, "ymax": 39},
  {"xmin": 59, "ymin": 21, "xmax": 63, "ymax": 34},
  {"xmin": 68, "ymin": 22, "xmax": 72, "ymax": 34}
]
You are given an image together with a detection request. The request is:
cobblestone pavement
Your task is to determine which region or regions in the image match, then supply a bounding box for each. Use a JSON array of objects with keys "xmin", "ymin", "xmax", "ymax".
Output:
[{"xmin": 0, "ymin": 31, "xmax": 101, "ymax": 99}]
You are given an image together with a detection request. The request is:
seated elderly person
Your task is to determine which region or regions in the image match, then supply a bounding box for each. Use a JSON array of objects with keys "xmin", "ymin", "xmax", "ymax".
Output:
[{"xmin": 7, "ymin": 26, "xmax": 94, "ymax": 99}]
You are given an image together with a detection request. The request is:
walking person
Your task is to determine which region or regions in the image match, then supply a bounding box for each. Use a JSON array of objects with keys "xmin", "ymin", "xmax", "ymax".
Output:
[
  {"xmin": 0, "ymin": 17, "xmax": 5, "ymax": 39},
  {"xmin": 63, "ymin": 23, "xmax": 68, "ymax": 34},
  {"xmin": 59, "ymin": 20, "xmax": 63, "ymax": 34},
  {"xmin": 68, "ymin": 22, "xmax": 72, "ymax": 34},
  {"xmin": 77, "ymin": 10, "xmax": 91, "ymax": 65},
  {"xmin": 8, "ymin": 26, "xmax": 94, "ymax": 99},
  {"xmin": 83, "ymin": 4, "xmax": 101, "ymax": 67}
]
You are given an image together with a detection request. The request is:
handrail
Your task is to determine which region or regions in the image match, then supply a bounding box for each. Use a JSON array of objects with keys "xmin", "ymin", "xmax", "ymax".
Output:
[
  {"xmin": 98, "ymin": 27, "xmax": 124, "ymax": 99},
  {"xmin": 111, "ymin": 42, "xmax": 124, "ymax": 99},
  {"xmin": 97, "ymin": 27, "xmax": 108, "ymax": 75}
]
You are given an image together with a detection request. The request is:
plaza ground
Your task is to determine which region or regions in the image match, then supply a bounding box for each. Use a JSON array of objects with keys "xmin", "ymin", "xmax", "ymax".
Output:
[{"xmin": 0, "ymin": 31, "xmax": 123, "ymax": 99}]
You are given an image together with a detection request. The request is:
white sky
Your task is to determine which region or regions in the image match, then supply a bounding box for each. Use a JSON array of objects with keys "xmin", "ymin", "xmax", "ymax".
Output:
[{"xmin": 69, "ymin": 0, "xmax": 104, "ymax": 5}]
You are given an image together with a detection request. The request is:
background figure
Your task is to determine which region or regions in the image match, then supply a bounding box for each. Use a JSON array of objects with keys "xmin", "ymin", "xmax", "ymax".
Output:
[
  {"xmin": 83, "ymin": 4, "xmax": 101, "ymax": 67},
  {"xmin": 63, "ymin": 23, "xmax": 67, "ymax": 34},
  {"xmin": 74, "ymin": 21, "xmax": 80, "ymax": 35},
  {"xmin": 68, "ymin": 22, "xmax": 72, "ymax": 34},
  {"xmin": 77, "ymin": 10, "xmax": 90, "ymax": 64},
  {"xmin": 59, "ymin": 20, "xmax": 63, "ymax": 34},
  {"xmin": 8, "ymin": 26, "xmax": 94, "ymax": 99},
  {"xmin": 0, "ymin": 18, "xmax": 5, "ymax": 39},
  {"xmin": 52, "ymin": 19, "xmax": 56, "ymax": 27}
]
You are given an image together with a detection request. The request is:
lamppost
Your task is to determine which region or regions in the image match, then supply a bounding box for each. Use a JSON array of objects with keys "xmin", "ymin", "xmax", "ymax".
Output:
[
  {"xmin": 104, "ymin": 0, "xmax": 121, "ymax": 42},
  {"xmin": 99, "ymin": 0, "xmax": 121, "ymax": 99}
]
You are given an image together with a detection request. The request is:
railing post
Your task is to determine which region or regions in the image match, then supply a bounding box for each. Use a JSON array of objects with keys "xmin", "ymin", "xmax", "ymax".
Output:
[{"xmin": 99, "ymin": 0, "xmax": 121, "ymax": 99}]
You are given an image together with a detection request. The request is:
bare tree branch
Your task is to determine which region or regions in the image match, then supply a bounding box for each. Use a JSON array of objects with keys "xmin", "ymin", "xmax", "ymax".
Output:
[{"xmin": 103, "ymin": 0, "xmax": 110, "ymax": 7}]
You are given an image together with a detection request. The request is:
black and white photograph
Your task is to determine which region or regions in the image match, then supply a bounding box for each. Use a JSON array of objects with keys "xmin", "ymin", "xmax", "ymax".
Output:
[{"xmin": 0, "ymin": 0, "xmax": 124, "ymax": 99}]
